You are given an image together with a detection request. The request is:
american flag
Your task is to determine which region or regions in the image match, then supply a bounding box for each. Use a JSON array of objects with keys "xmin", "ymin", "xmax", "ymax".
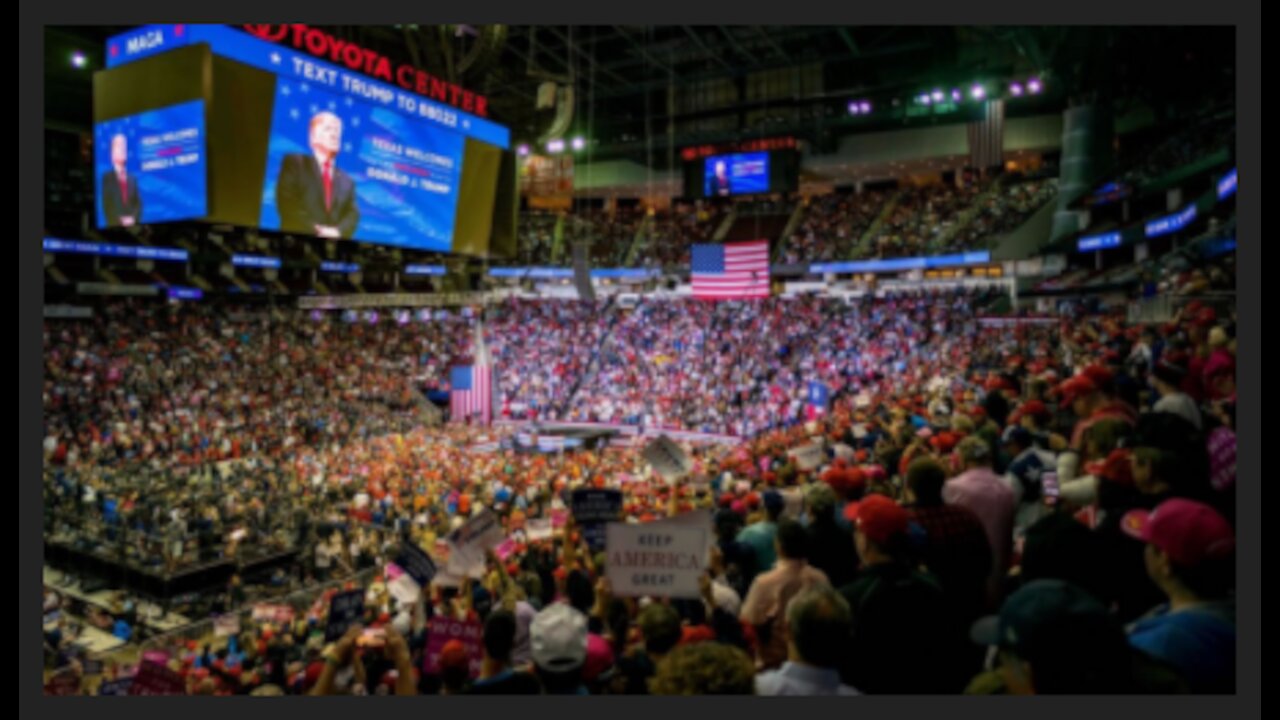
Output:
[
  {"xmin": 450, "ymin": 364, "xmax": 493, "ymax": 424},
  {"xmin": 968, "ymin": 99, "xmax": 1005, "ymax": 170},
  {"xmin": 691, "ymin": 240, "xmax": 771, "ymax": 299},
  {"xmin": 451, "ymin": 323, "xmax": 494, "ymax": 425}
]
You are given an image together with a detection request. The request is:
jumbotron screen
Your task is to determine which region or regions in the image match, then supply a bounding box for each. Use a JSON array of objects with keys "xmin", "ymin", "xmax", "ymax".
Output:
[
  {"xmin": 685, "ymin": 147, "xmax": 799, "ymax": 199},
  {"xmin": 703, "ymin": 152, "xmax": 770, "ymax": 197},
  {"xmin": 94, "ymin": 24, "xmax": 516, "ymax": 256}
]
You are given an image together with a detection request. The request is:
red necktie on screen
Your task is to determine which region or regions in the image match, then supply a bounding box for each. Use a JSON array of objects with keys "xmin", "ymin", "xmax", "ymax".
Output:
[
  {"xmin": 119, "ymin": 172, "xmax": 128, "ymax": 205},
  {"xmin": 323, "ymin": 160, "xmax": 333, "ymax": 212}
]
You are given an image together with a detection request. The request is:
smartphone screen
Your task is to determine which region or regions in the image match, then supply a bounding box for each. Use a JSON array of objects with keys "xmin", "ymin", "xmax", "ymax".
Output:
[
  {"xmin": 358, "ymin": 627, "xmax": 386, "ymax": 648},
  {"xmin": 1042, "ymin": 472, "xmax": 1060, "ymax": 506}
]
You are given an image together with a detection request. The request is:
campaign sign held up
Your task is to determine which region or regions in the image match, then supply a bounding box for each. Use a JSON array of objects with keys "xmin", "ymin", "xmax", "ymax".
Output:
[
  {"xmin": 606, "ymin": 523, "xmax": 708, "ymax": 599},
  {"xmin": 325, "ymin": 589, "xmax": 366, "ymax": 642},
  {"xmin": 642, "ymin": 435, "xmax": 692, "ymax": 484}
]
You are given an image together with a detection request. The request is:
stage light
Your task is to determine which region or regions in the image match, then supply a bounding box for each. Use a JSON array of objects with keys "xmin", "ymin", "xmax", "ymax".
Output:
[
  {"xmin": 951, "ymin": 89, "xmax": 962, "ymax": 102},
  {"xmin": 1028, "ymin": 78, "xmax": 1043, "ymax": 94},
  {"xmin": 970, "ymin": 85, "xmax": 986, "ymax": 100},
  {"xmin": 546, "ymin": 139, "xmax": 565, "ymax": 154},
  {"xmin": 571, "ymin": 136, "xmax": 586, "ymax": 151},
  {"xmin": 1010, "ymin": 83, "xmax": 1024, "ymax": 97},
  {"xmin": 931, "ymin": 89, "xmax": 944, "ymax": 102},
  {"xmin": 848, "ymin": 101, "xmax": 860, "ymax": 115},
  {"xmin": 860, "ymin": 101, "xmax": 871, "ymax": 113},
  {"xmin": 517, "ymin": 144, "xmax": 530, "ymax": 157},
  {"xmin": 70, "ymin": 51, "xmax": 88, "ymax": 69}
]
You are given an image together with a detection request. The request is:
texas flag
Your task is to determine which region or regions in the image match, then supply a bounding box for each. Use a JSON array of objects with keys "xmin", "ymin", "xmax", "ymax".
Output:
[{"xmin": 806, "ymin": 381, "xmax": 831, "ymax": 420}]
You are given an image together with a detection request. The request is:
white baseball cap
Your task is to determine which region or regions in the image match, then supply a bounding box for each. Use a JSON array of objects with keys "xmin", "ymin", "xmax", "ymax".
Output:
[{"xmin": 530, "ymin": 602, "xmax": 588, "ymax": 672}]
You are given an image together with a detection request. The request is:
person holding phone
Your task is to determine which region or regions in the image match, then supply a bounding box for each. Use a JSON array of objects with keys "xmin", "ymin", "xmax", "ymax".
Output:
[{"xmin": 311, "ymin": 624, "xmax": 416, "ymax": 696}]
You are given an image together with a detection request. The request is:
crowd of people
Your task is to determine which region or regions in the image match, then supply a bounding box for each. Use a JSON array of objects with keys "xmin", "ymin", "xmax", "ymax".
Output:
[
  {"xmin": 870, "ymin": 181, "xmax": 980, "ymax": 258},
  {"xmin": 781, "ymin": 191, "xmax": 887, "ymax": 264},
  {"xmin": 503, "ymin": 177, "xmax": 1061, "ymax": 274},
  {"xmin": 948, "ymin": 179, "xmax": 1058, "ymax": 252},
  {"xmin": 515, "ymin": 212, "xmax": 560, "ymax": 266},
  {"xmin": 1120, "ymin": 114, "xmax": 1236, "ymax": 187},
  {"xmin": 43, "ymin": 285, "xmax": 1238, "ymax": 695},
  {"xmin": 641, "ymin": 201, "xmax": 725, "ymax": 269}
]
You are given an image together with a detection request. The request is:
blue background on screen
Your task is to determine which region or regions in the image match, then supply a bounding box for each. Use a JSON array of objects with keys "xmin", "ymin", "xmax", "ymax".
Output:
[
  {"xmin": 259, "ymin": 79, "xmax": 467, "ymax": 252},
  {"xmin": 704, "ymin": 152, "xmax": 770, "ymax": 196},
  {"xmin": 95, "ymin": 100, "xmax": 207, "ymax": 228}
]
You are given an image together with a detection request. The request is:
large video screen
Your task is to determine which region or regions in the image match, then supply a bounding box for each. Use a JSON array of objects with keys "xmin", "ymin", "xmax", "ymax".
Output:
[
  {"xmin": 704, "ymin": 152, "xmax": 770, "ymax": 197},
  {"xmin": 97, "ymin": 25, "xmax": 516, "ymax": 257},
  {"xmin": 94, "ymin": 99, "xmax": 207, "ymax": 229},
  {"xmin": 258, "ymin": 80, "xmax": 467, "ymax": 249}
]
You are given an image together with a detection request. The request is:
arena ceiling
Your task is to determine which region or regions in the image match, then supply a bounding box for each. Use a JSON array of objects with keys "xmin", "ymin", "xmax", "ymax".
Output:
[{"xmin": 47, "ymin": 25, "xmax": 1233, "ymax": 166}]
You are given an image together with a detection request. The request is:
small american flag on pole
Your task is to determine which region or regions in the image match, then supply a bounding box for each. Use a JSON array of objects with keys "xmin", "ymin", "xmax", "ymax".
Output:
[
  {"xmin": 450, "ymin": 322, "xmax": 494, "ymax": 425},
  {"xmin": 450, "ymin": 364, "xmax": 492, "ymax": 425},
  {"xmin": 691, "ymin": 240, "xmax": 771, "ymax": 299}
]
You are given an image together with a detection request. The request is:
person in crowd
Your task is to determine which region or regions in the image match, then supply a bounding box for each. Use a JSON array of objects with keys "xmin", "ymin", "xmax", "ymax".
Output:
[
  {"xmin": 944, "ymin": 437, "xmax": 1016, "ymax": 609},
  {"xmin": 1122, "ymin": 498, "xmax": 1236, "ymax": 693},
  {"xmin": 839, "ymin": 495, "xmax": 963, "ymax": 694},
  {"xmin": 755, "ymin": 586, "xmax": 859, "ymax": 695},
  {"xmin": 740, "ymin": 519, "xmax": 830, "ymax": 671}
]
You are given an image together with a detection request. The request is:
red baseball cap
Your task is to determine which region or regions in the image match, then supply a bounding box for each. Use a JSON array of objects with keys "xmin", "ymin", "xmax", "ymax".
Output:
[
  {"xmin": 1020, "ymin": 400, "xmax": 1050, "ymax": 419},
  {"xmin": 1122, "ymin": 499, "xmax": 1235, "ymax": 568},
  {"xmin": 930, "ymin": 432, "xmax": 961, "ymax": 454},
  {"xmin": 440, "ymin": 639, "xmax": 470, "ymax": 671},
  {"xmin": 1054, "ymin": 376, "xmax": 1098, "ymax": 405},
  {"xmin": 1082, "ymin": 364, "xmax": 1114, "ymax": 387},
  {"xmin": 1087, "ymin": 448, "xmax": 1134, "ymax": 485},
  {"xmin": 850, "ymin": 495, "xmax": 909, "ymax": 545}
]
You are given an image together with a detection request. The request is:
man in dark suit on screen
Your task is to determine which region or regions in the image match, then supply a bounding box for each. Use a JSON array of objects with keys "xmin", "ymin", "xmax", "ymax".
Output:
[
  {"xmin": 709, "ymin": 159, "xmax": 732, "ymax": 197},
  {"xmin": 101, "ymin": 134, "xmax": 142, "ymax": 227},
  {"xmin": 275, "ymin": 111, "xmax": 360, "ymax": 239}
]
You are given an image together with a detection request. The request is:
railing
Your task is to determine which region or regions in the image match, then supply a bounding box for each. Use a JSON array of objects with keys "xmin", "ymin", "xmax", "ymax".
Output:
[
  {"xmin": 136, "ymin": 567, "xmax": 382, "ymax": 658},
  {"xmin": 1127, "ymin": 291, "xmax": 1236, "ymax": 325}
]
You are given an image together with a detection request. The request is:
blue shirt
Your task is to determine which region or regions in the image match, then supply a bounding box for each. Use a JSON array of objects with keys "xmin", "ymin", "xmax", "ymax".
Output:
[
  {"xmin": 755, "ymin": 662, "xmax": 860, "ymax": 696},
  {"xmin": 737, "ymin": 521, "xmax": 779, "ymax": 573},
  {"xmin": 1128, "ymin": 603, "xmax": 1236, "ymax": 693}
]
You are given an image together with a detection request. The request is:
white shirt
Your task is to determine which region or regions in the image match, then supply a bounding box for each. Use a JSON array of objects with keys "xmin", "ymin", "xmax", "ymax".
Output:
[
  {"xmin": 755, "ymin": 662, "xmax": 860, "ymax": 696},
  {"xmin": 1154, "ymin": 392, "xmax": 1202, "ymax": 430}
]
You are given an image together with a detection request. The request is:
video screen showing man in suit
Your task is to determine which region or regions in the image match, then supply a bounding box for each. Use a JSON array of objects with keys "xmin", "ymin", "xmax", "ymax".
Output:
[
  {"xmin": 101, "ymin": 134, "xmax": 142, "ymax": 227},
  {"xmin": 275, "ymin": 112, "xmax": 360, "ymax": 239},
  {"xmin": 710, "ymin": 159, "xmax": 732, "ymax": 197}
]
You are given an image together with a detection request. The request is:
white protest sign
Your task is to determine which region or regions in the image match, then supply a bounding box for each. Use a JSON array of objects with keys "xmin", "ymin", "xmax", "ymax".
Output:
[
  {"xmin": 605, "ymin": 523, "xmax": 708, "ymax": 599},
  {"xmin": 525, "ymin": 518, "xmax": 554, "ymax": 541},
  {"xmin": 388, "ymin": 573, "xmax": 423, "ymax": 605},
  {"xmin": 646, "ymin": 509, "xmax": 715, "ymax": 559},
  {"xmin": 642, "ymin": 435, "xmax": 693, "ymax": 484},
  {"xmin": 789, "ymin": 441, "xmax": 826, "ymax": 471},
  {"xmin": 213, "ymin": 614, "xmax": 241, "ymax": 638},
  {"xmin": 833, "ymin": 443, "xmax": 856, "ymax": 460},
  {"xmin": 446, "ymin": 509, "xmax": 505, "ymax": 579}
]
